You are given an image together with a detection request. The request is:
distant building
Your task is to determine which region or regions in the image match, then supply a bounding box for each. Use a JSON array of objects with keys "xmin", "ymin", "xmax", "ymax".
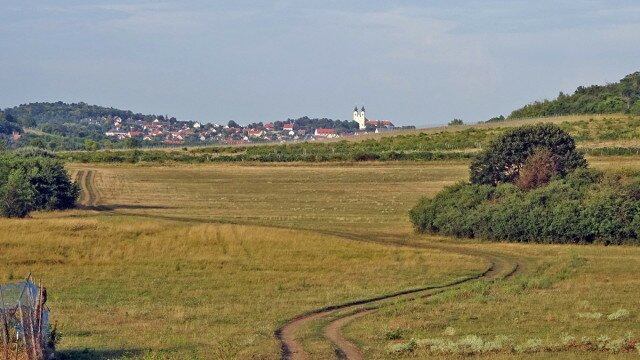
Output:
[
  {"xmin": 353, "ymin": 106, "xmax": 366, "ymax": 130},
  {"xmin": 354, "ymin": 106, "xmax": 395, "ymax": 130},
  {"xmin": 375, "ymin": 127, "xmax": 393, "ymax": 134},
  {"xmin": 366, "ymin": 120, "xmax": 394, "ymax": 128},
  {"xmin": 283, "ymin": 123, "xmax": 294, "ymax": 132},
  {"xmin": 315, "ymin": 128, "xmax": 336, "ymax": 137}
]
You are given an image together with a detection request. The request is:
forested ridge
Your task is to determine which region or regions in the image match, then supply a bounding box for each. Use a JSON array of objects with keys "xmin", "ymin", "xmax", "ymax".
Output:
[{"xmin": 507, "ymin": 71, "xmax": 640, "ymax": 119}]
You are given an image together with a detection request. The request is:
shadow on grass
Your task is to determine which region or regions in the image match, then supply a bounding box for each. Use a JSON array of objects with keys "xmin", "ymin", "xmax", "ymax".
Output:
[
  {"xmin": 56, "ymin": 348, "xmax": 143, "ymax": 360},
  {"xmin": 78, "ymin": 204, "xmax": 176, "ymax": 211}
]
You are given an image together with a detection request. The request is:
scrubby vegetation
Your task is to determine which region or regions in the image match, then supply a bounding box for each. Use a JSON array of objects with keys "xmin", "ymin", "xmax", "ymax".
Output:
[
  {"xmin": 509, "ymin": 71, "xmax": 640, "ymax": 118},
  {"xmin": 410, "ymin": 124, "xmax": 640, "ymax": 244},
  {"xmin": 60, "ymin": 137, "xmax": 475, "ymax": 163},
  {"xmin": 0, "ymin": 148, "xmax": 79, "ymax": 217},
  {"xmin": 410, "ymin": 169, "xmax": 640, "ymax": 244},
  {"xmin": 389, "ymin": 332, "xmax": 639, "ymax": 356}
]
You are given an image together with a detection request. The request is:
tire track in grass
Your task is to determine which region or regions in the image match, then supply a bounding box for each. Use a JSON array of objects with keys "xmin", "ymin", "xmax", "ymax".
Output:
[
  {"xmin": 76, "ymin": 169, "xmax": 100, "ymax": 207},
  {"xmin": 324, "ymin": 309, "xmax": 375, "ymax": 360},
  {"xmin": 275, "ymin": 229, "xmax": 524, "ymax": 360},
  {"xmin": 320, "ymin": 260, "xmax": 522, "ymax": 360},
  {"xmin": 80, "ymin": 202, "xmax": 525, "ymax": 359},
  {"xmin": 275, "ymin": 257, "xmax": 521, "ymax": 360},
  {"xmin": 74, "ymin": 171, "xmax": 527, "ymax": 359},
  {"xmin": 75, "ymin": 170, "xmax": 87, "ymax": 205},
  {"xmin": 85, "ymin": 170, "xmax": 96, "ymax": 206}
]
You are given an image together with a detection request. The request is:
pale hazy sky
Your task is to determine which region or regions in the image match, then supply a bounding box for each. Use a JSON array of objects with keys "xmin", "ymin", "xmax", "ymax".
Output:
[{"xmin": 1, "ymin": 1, "xmax": 639, "ymax": 126}]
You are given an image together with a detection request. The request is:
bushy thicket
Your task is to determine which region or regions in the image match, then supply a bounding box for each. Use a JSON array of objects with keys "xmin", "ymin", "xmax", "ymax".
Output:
[
  {"xmin": 469, "ymin": 124, "xmax": 586, "ymax": 185},
  {"xmin": 409, "ymin": 169, "xmax": 640, "ymax": 244},
  {"xmin": 0, "ymin": 152, "xmax": 79, "ymax": 217}
]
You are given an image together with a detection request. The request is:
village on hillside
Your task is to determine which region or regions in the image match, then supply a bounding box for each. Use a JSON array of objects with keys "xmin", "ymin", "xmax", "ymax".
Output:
[{"xmin": 102, "ymin": 106, "xmax": 412, "ymax": 146}]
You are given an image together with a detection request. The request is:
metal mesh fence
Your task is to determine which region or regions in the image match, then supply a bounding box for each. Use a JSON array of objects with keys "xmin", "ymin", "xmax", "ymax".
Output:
[{"xmin": 0, "ymin": 276, "xmax": 53, "ymax": 360}]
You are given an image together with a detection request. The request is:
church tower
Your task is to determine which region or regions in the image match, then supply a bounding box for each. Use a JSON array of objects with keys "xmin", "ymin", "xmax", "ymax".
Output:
[{"xmin": 354, "ymin": 105, "xmax": 366, "ymax": 130}]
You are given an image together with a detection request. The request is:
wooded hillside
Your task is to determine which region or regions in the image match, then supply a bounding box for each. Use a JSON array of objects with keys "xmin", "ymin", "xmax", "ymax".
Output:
[{"xmin": 509, "ymin": 71, "xmax": 640, "ymax": 119}]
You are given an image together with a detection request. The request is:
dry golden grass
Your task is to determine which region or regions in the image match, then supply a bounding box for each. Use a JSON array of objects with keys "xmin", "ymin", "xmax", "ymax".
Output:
[
  {"xmin": 2, "ymin": 162, "xmax": 490, "ymax": 359},
  {"xmin": 1, "ymin": 158, "xmax": 638, "ymax": 359},
  {"xmin": 345, "ymin": 241, "xmax": 640, "ymax": 359},
  {"xmin": 0, "ymin": 213, "xmax": 486, "ymax": 359}
]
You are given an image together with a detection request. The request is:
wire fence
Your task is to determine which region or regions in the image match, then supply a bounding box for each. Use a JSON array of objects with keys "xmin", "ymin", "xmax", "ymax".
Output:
[{"xmin": 0, "ymin": 274, "xmax": 54, "ymax": 360}]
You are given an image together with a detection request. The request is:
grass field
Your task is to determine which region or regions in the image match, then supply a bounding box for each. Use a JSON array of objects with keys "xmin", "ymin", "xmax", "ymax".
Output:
[{"xmin": 1, "ymin": 158, "xmax": 639, "ymax": 359}]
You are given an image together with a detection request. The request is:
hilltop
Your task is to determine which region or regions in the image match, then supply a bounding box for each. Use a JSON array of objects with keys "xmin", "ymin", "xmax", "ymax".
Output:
[{"xmin": 506, "ymin": 71, "xmax": 640, "ymax": 119}]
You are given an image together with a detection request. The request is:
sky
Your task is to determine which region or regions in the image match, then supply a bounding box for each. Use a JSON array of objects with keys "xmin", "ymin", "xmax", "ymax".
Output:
[{"xmin": 1, "ymin": 1, "xmax": 640, "ymax": 127}]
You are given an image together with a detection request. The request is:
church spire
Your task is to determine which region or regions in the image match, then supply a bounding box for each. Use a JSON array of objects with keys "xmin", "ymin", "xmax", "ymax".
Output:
[
  {"xmin": 354, "ymin": 106, "xmax": 358, "ymax": 112},
  {"xmin": 361, "ymin": 106, "xmax": 365, "ymax": 112}
]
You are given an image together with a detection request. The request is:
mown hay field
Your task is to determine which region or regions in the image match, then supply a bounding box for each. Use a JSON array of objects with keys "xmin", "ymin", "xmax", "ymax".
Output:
[{"xmin": 1, "ymin": 158, "xmax": 639, "ymax": 359}]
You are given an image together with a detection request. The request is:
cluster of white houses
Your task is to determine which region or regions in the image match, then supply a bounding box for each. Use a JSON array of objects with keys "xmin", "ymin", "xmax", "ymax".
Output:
[{"xmin": 104, "ymin": 106, "xmax": 396, "ymax": 145}]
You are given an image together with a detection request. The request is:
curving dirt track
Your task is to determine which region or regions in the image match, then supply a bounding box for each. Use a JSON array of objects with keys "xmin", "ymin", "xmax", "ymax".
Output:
[
  {"xmin": 74, "ymin": 168, "xmax": 527, "ymax": 360},
  {"xmin": 275, "ymin": 235, "xmax": 524, "ymax": 360},
  {"xmin": 323, "ymin": 309, "xmax": 375, "ymax": 360},
  {"xmin": 321, "ymin": 260, "xmax": 521, "ymax": 360}
]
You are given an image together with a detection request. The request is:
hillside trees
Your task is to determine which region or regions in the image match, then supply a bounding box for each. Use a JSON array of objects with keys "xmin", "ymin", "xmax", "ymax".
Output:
[
  {"xmin": 509, "ymin": 71, "xmax": 640, "ymax": 118},
  {"xmin": 0, "ymin": 111, "xmax": 23, "ymax": 135},
  {"xmin": 469, "ymin": 124, "xmax": 586, "ymax": 185}
]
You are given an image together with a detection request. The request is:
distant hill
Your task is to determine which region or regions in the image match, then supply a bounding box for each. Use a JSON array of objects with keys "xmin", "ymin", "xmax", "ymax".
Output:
[
  {"xmin": 507, "ymin": 71, "xmax": 640, "ymax": 119},
  {"xmin": 5, "ymin": 101, "xmax": 171, "ymax": 128},
  {"xmin": 0, "ymin": 102, "xmax": 367, "ymax": 151},
  {"xmin": 1, "ymin": 102, "xmax": 175, "ymax": 150}
]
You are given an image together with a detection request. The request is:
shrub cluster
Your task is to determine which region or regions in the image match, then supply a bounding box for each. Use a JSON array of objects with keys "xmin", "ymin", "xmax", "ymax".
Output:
[
  {"xmin": 409, "ymin": 169, "xmax": 640, "ymax": 244},
  {"xmin": 0, "ymin": 150, "xmax": 79, "ymax": 217},
  {"xmin": 469, "ymin": 123, "xmax": 586, "ymax": 186}
]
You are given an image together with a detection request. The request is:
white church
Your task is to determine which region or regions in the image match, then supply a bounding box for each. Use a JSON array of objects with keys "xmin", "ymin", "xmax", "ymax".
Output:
[{"xmin": 353, "ymin": 106, "xmax": 394, "ymax": 130}]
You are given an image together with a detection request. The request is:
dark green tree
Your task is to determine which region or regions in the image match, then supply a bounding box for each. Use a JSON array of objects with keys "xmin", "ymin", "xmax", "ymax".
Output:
[
  {"xmin": 0, "ymin": 153, "xmax": 79, "ymax": 212},
  {"xmin": 124, "ymin": 137, "xmax": 140, "ymax": 149},
  {"xmin": 84, "ymin": 139, "xmax": 98, "ymax": 151},
  {"xmin": 28, "ymin": 138, "xmax": 47, "ymax": 149},
  {"xmin": 448, "ymin": 118, "xmax": 464, "ymax": 126},
  {"xmin": 470, "ymin": 123, "xmax": 586, "ymax": 185},
  {"xmin": 0, "ymin": 168, "xmax": 34, "ymax": 218}
]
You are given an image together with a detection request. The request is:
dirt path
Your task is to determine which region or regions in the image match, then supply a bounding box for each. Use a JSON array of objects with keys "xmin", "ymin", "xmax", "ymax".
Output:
[
  {"xmin": 74, "ymin": 169, "xmax": 526, "ymax": 359},
  {"xmin": 76, "ymin": 169, "xmax": 100, "ymax": 207},
  {"xmin": 319, "ymin": 259, "xmax": 521, "ymax": 360},
  {"xmin": 275, "ymin": 253, "xmax": 521, "ymax": 360},
  {"xmin": 75, "ymin": 170, "xmax": 88, "ymax": 205},
  {"xmin": 323, "ymin": 309, "xmax": 375, "ymax": 360}
]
